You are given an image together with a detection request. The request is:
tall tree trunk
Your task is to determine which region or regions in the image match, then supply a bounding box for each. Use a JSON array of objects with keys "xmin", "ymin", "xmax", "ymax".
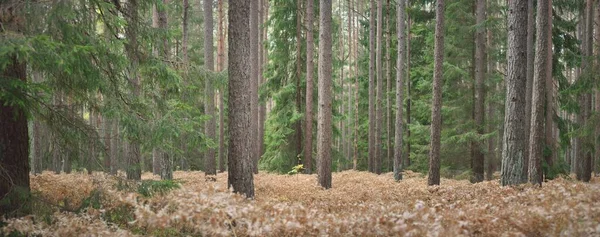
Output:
[
  {"xmin": 317, "ymin": 0, "xmax": 333, "ymax": 189},
  {"xmin": 125, "ymin": 0, "xmax": 142, "ymax": 180},
  {"xmin": 528, "ymin": 0, "xmax": 550, "ymax": 186},
  {"xmin": 471, "ymin": 0, "xmax": 486, "ymax": 183},
  {"xmin": 158, "ymin": 0, "xmax": 172, "ymax": 180},
  {"xmin": 385, "ymin": 0, "xmax": 392, "ymax": 172},
  {"xmin": 538, "ymin": 0, "xmax": 556, "ymax": 167},
  {"xmin": 294, "ymin": 0, "xmax": 303, "ymax": 169},
  {"xmin": 228, "ymin": 0, "xmax": 255, "ymax": 198},
  {"xmin": 0, "ymin": 5, "xmax": 30, "ymax": 216},
  {"xmin": 250, "ymin": 0, "xmax": 260, "ymax": 174},
  {"xmin": 394, "ymin": 0, "xmax": 406, "ymax": 181},
  {"xmin": 348, "ymin": 0, "xmax": 354, "ymax": 168},
  {"xmin": 406, "ymin": 5, "xmax": 411, "ymax": 168},
  {"xmin": 374, "ymin": 0, "xmax": 384, "ymax": 174},
  {"xmin": 204, "ymin": 0, "xmax": 217, "ymax": 177},
  {"xmin": 368, "ymin": 0, "xmax": 376, "ymax": 173},
  {"xmin": 500, "ymin": 0, "xmax": 528, "ymax": 186},
  {"xmin": 305, "ymin": 0, "xmax": 315, "ymax": 174},
  {"xmin": 353, "ymin": 0, "xmax": 360, "ymax": 170},
  {"xmin": 486, "ymin": 26, "xmax": 495, "ymax": 181},
  {"xmin": 217, "ymin": 0, "xmax": 227, "ymax": 173},
  {"xmin": 427, "ymin": 0, "xmax": 445, "ymax": 186},
  {"xmin": 523, "ymin": 0, "xmax": 534, "ymax": 179},
  {"xmin": 104, "ymin": 117, "xmax": 112, "ymax": 173},
  {"xmin": 182, "ymin": 0, "xmax": 189, "ymax": 64},
  {"xmin": 595, "ymin": 0, "xmax": 600, "ymax": 175}
]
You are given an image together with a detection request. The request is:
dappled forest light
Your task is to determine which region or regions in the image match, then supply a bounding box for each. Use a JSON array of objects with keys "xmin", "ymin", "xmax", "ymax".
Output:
[{"xmin": 2, "ymin": 171, "xmax": 600, "ymax": 236}]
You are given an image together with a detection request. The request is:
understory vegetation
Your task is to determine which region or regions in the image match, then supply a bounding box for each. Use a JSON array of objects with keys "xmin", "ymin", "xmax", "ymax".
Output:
[{"xmin": 2, "ymin": 171, "xmax": 599, "ymax": 236}]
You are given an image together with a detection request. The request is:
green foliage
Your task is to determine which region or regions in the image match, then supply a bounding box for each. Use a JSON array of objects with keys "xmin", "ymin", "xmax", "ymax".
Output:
[
  {"xmin": 287, "ymin": 164, "xmax": 304, "ymax": 175},
  {"xmin": 137, "ymin": 180, "xmax": 181, "ymax": 198}
]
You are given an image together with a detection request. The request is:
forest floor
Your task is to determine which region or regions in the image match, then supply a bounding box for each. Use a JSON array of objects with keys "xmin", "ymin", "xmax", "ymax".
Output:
[{"xmin": 2, "ymin": 170, "xmax": 600, "ymax": 236}]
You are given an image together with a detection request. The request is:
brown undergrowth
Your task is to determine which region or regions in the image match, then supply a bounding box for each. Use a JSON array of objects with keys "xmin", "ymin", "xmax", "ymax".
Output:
[{"xmin": 2, "ymin": 170, "xmax": 600, "ymax": 236}]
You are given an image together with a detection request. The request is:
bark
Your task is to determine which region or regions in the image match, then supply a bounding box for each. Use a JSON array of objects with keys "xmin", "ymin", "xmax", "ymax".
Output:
[
  {"xmin": 595, "ymin": 0, "xmax": 600, "ymax": 175},
  {"xmin": 217, "ymin": 0, "xmax": 226, "ymax": 173},
  {"xmin": 385, "ymin": 0, "xmax": 392, "ymax": 172},
  {"xmin": 368, "ymin": 0, "xmax": 376, "ymax": 173},
  {"xmin": 125, "ymin": 0, "xmax": 142, "ymax": 180},
  {"xmin": 353, "ymin": 0, "xmax": 360, "ymax": 170},
  {"xmin": 228, "ymin": 0, "xmax": 255, "ymax": 198},
  {"xmin": 305, "ymin": 0, "xmax": 315, "ymax": 174},
  {"xmin": 428, "ymin": 0, "xmax": 445, "ymax": 186},
  {"xmin": 182, "ymin": 0, "xmax": 189, "ymax": 63},
  {"xmin": 294, "ymin": 0, "xmax": 303, "ymax": 170},
  {"xmin": 374, "ymin": 0, "xmax": 383, "ymax": 174},
  {"xmin": 500, "ymin": 0, "xmax": 528, "ymax": 186},
  {"xmin": 471, "ymin": 0, "xmax": 486, "ymax": 183},
  {"xmin": 317, "ymin": 0, "xmax": 333, "ymax": 189},
  {"xmin": 406, "ymin": 6, "xmax": 411, "ymax": 168},
  {"xmin": 544, "ymin": 0, "xmax": 554, "ymax": 169},
  {"xmin": 528, "ymin": 0, "xmax": 550, "ymax": 186},
  {"xmin": 0, "ymin": 6, "xmax": 30, "ymax": 215},
  {"xmin": 204, "ymin": 0, "xmax": 217, "ymax": 177},
  {"xmin": 103, "ymin": 117, "xmax": 111, "ymax": 173},
  {"xmin": 486, "ymin": 27, "xmax": 495, "ymax": 181},
  {"xmin": 348, "ymin": 0, "xmax": 355, "ymax": 168},
  {"xmin": 523, "ymin": 0, "xmax": 534, "ymax": 179},
  {"xmin": 249, "ymin": 0, "xmax": 260, "ymax": 174},
  {"xmin": 394, "ymin": 0, "xmax": 406, "ymax": 181}
]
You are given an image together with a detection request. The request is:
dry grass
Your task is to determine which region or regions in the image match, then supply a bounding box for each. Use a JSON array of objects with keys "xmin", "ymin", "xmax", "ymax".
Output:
[{"xmin": 3, "ymin": 170, "xmax": 600, "ymax": 236}]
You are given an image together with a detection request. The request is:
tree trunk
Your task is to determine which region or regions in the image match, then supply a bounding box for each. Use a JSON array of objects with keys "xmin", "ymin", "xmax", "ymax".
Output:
[
  {"xmin": 385, "ymin": 0, "xmax": 392, "ymax": 172},
  {"xmin": 217, "ymin": 0, "xmax": 227, "ymax": 173},
  {"xmin": 394, "ymin": 0, "xmax": 406, "ymax": 181},
  {"xmin": 305, "ymin": 0, "xmax": 315, "ymax": 174},
  {"xmin": 406, "ymin": 6, "xmax": 412, "ymax": 168},
  {"xmin": 427, "ymin": 0, "xmax": 445, "ymax": 186},
  {"xmin": 250, "ymin": 0, "xmax": 260, "ymax": 174},
  {"xmin": 486, "ymin": 26, "xmax": 495, "ymax": 181},
  {"xmin": 374, "ymin": 0, "xmax": 384, "ymax": 174},
  {"xmin": 528, "ymin": 0, "xmax": 550, "ymax": 186},
  {"xmin": 368, "ymin": 0, "xmax": 376, "ymax": 173},
  {"xmin": 204, "ymin": 0, "xmax": 217, "ymax": 177},
  {"xmin": 110, "ymin": 119, "xmax": 119, "ymax": 175},
  {"xmin": 182, "ymin": 0, "xmax": 189, "ymax": 64},
  {"xmin": 353, "ymin": 0, "xmax": 360, "ymax": 170},
  {"xmin": 500, "ymin": 0, "xmax": 528, "ymax": 186},
  {"xmin": 294, "ymin": 0, "xmax": 304, "ymax": 170},
  {"xmin": 595, "ymin": 0, "xmax": 600, "ymax": 175},
  {"xmin": 523, "ymin": 0, "xmax": 534, "ymax": 179},
  {"xmin": 0, "ymin": 5, "xmax": 30, "ymax": 215},
  {"xmin": 228, "ymin": 0, "xmax": 255, "ymax": 198},
  {"xmin": 125, "ymin": 0, "xmax": 142, "ymax": 180},
  {"xmin": 317, "ymin": 0, "xmax": 333, "ymax": 189},
  {"xmin": 538, "ymin": 0, "xmax": 556, "ymax": 167},
  {"xmin": 471, "ymin": 0, "xmax": 486, "ymax": 183},
  {"xmin": 158, "ymin": 0, "xmax": 172, "ymax": 180}
]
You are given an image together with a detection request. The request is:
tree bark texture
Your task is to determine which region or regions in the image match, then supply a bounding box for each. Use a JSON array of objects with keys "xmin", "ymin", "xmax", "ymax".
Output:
[
  {"xmin": 394, "ymin": 0, "xmax": 406, "ymax": 181},
  {"xmin": 204, "ymin": 0, "xmax": 217, "ymax": 177},
  {"xmin": 501, "ymin": 0, "xmax": 528, "ymax": 186},
  {"xmin": 228, "ymin": 0, "xmax": 255, "ymax": 198},
  {"xmin": 523, "ymin": 0, "xmax": 534, "ymax": 179},
  {"xmin": 317, "ymin": 0, "xmax": 333, "ymax": 189},
  {"xmin": 250, "ymin": 0, "xmax": 260, "ymax": 174},
  {"xmin": 528, "ymin": 0, "xmax": 550, "ymax": 186},
  {"xmin": 305, "ymin": 0, "xmax": 315, "ymax": 174},
  {"xmin": 125, "ymin": 0, "xmax": 142, "ymax": 180},
  {"xmin": 471, "ymin": 0, "xmax": 486, "ymax": 183},
  {"xmin": 368, "ymin": 0, "xmax": 376, "ymax": 173},
  {"xmin": 427, "ymin": 0, "xmax": 445, "ymax": 186},
  {"xmin": 374, "ymin": 0, "xmax": 384, "ymax": 174}
]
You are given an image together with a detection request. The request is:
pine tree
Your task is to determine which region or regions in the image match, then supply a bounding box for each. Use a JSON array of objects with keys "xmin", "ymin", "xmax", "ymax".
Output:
[
  {"xmin": 317, "ymin": 0, "xmax": 333, "ymax": 189},
  {"xmin": 204, "ymin": 0, "xmax": 217, "ymax": 177},
  {"xmin": 228, "ymin": 0, "xmax": 255, "ymax": 198},
  {"xmin": 305, "ymin": 0, "xmax": 315, "ymax": 174},
  {"xmin": 427, "ymin": 0, "xmax": 445, "ymax": 186},
  {"xmin": 501, "ymin": 0, "xmax": 528, "ymax": 186},
  {"xmin": 394, "ymin": 0, "xmax": 406, "ymax": 181}
]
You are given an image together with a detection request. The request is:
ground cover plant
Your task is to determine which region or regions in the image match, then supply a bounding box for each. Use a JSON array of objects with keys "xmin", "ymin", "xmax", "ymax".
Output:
[{"xmin": 2, "ymin": 171, "xmax": 599, "ymax": 236}]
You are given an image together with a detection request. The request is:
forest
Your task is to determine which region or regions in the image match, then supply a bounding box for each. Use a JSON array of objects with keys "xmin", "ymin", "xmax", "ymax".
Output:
[{"xmin": 1, "ymin": 0, "xmax": 599, "ymax": 236}]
